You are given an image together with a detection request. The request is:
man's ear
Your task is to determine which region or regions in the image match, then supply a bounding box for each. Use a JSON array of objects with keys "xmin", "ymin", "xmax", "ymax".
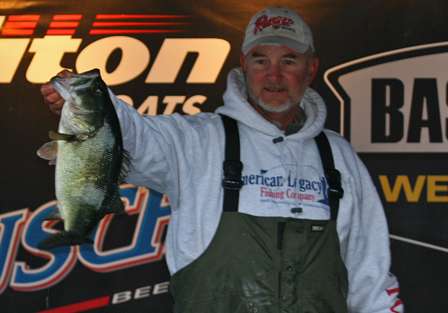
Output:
[
  {"xmin": 240, "ymin": 52, "xmax": 246, "ymax": 72},
  {"xmin": 306, "ymin": 56, "xmax": 320, "ymax": 84}
]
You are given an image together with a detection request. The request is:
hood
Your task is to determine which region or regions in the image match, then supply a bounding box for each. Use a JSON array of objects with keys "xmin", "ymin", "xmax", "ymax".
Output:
[{"xmin": 216, "ymin": 68, "xmax": 327, "ymax": 140}]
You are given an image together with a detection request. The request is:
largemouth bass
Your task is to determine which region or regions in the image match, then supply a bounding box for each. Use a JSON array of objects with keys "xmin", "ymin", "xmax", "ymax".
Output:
[{"xmin": 37, "ymin": 69, "xmax": 127, "ymax": 249}]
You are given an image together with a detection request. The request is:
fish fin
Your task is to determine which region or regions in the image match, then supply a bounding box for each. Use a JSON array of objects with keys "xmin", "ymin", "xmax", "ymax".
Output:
[
  {"xmin": 80, "ymin": 131, "xmax": 99, "ymax": 141},
  {"xmin": 37, "ymin": 141, "xmax": 58, "ymax": 161},
  {"xmin": 49, "ymin": 130, "xmax": 76, "ymax": 141},
  {"xmin": 118, "ymin": 149, "xmax": 131, "ymax": 183},
  {"xmin": 38, "ymin": 231, "xmax": 93, "ymax": 249},
  {"xmin": 103, "ymin": 188, "xmax": 125, "ymax": 214}
]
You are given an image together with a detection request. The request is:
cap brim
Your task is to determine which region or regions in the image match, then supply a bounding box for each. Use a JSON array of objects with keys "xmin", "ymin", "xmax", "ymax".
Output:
[{"xmin": 242, "ymin": 36, "xmax": 311, "ymax": 55}]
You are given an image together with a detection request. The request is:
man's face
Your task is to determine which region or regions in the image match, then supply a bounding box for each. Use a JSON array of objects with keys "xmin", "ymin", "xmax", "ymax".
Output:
[{"xmin": 241, "ymin": 45, "xmax": 319, "ymax": 113}]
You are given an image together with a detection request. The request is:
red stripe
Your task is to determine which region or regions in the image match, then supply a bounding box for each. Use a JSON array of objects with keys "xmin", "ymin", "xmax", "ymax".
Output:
[
  {"xmin": 386, "ymin": 287, "xmax": 400, "ymax": 296},
  {"xmin": 1, "ymin": 29, "xmax": 33, "ymax": 35},
  {"xmin": 36, "ymin": 296, "xmax": 109, "ymax": 313},
  {"xmin": 8, "ymin": 15, "xmax": 40, "ymax": 21},
  {"xmin": 90, "ymin": 29, "xmax": 185, "ymax": 35},
  {"xmin": 93, "ymin": 21, "xmax": 189, "ymax": 27},
  {"xmin": 53, "ymin": 14, "xmax": 82, "ymax": 21},
  {"xmin": 390, "ymin": 299, "xmax": 403, "ymax": 313},
  {"xmin": 49, "ymin": 22, "xmax": 79, "ymax": 28},
  {"xmin": 95, "ymin": 14, "xmax": 189, "ymax": 19},
  {"xmin": 46, "ymin": 29, "xmax": 76, "ymax": 35},
  {"xmin": 3, "ymin": 21, "xmax": 37, "ymax": 29}
]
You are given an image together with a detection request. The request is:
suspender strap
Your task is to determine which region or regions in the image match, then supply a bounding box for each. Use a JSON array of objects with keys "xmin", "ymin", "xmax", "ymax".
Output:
[
  {"xmin": 220, "ymin": 115, "xmax": 243, "ymax": 212},
  {"xmin": 219, "ymin": 116, "xmax": 342, "ymax": 217},
  {"xmin": 315, "ymin": 132, "xmax": 344, "ymax": 220}
]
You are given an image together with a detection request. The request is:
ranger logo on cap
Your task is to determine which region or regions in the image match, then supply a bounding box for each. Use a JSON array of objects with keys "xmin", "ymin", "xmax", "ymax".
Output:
[
  {"xmin": 254, "ymin": 15, "xmax": 295, "ymax": 34},
  {"xmin": 242, "ymin": 6, "xmax": 315, "ymax": 55}
]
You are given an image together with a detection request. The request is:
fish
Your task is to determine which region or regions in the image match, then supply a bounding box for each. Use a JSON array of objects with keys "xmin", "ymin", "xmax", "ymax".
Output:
[{"xmin": 37, "ymin": 69, "xmax": 128, "ymax": 249}]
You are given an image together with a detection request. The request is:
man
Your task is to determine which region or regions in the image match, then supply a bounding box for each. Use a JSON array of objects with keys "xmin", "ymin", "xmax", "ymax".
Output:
[{"xmin": 41, "ymin": 6, "xmax": 403, "ymax": 313}]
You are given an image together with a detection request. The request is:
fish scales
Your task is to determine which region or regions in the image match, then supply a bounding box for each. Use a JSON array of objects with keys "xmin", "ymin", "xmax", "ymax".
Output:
[{"xmin": 37, "ymin": 69, "xmax": 127, "ymax": 249}]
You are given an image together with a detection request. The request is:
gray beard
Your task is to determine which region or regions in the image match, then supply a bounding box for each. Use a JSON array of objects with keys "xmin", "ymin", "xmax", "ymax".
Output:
[
  {"xmin": 247, "ymin": 88, "xmax": 295, "ymax": 113},
  {"xmin": 256, "ymin": 97, "xmax": 294, "ymax": 113}
]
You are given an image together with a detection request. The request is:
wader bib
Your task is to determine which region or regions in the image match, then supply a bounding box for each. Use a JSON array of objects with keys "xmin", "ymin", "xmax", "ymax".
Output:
[{"xmin": 171, "ymin": 116, "xmax": 348, "ymax": 313}]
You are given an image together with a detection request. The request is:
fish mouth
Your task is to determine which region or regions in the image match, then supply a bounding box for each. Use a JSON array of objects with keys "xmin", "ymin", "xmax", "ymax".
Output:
[
  {"xmin": 51, "ymin": 69, "xmax": 101, "ymax": 95},
  {"xmin": 51, "ymin": 77, "xmax": 72, "ymax": 101},
  {"xmin": 51, "ymin": 69, "xmax": 103, "ymax": 112}
]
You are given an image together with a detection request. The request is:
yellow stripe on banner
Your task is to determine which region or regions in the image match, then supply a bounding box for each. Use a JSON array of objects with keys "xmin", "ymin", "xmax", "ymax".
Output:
[{"xmin": 0, "ymin": 16, "xmax": 5, "ymax": 29}]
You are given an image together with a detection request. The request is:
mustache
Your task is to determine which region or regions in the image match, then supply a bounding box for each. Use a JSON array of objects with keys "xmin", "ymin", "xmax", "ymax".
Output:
[{"xmin": 263, "ymin": 84, "xmax": 288, "ymax": 91}]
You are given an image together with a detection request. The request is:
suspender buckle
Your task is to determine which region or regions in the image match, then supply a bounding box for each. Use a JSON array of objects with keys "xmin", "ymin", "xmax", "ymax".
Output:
[
  {"xmin": 326, "ymin": 168, "xmax": 344, "ymax": 199},
  {"xmin": 222, "ymin": 160, "xmax": 243, "ymax": 190}
]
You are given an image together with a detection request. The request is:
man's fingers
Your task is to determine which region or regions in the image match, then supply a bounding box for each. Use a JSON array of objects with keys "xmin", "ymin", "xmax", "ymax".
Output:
[
  {"xmin": 49, "ymin": 99, "xmax": 64, "ymax": 115},
  {"xmin": 48, "ymin": 98, "xmax": 64, "ymax": 109},
  {"xmin": 40, "ymin": 83, "xmax": 55, "ymax": 96},
  {"xmin": 44, "ymin": 92, "xmax": 63, "ymax": 104},
  {"xmin": 41, "ymin": 70, "xmax": 72, "ymax": 115},
  {"xmin": 58, "ymin": 69, "xmax": 73, "ymax": 78}
]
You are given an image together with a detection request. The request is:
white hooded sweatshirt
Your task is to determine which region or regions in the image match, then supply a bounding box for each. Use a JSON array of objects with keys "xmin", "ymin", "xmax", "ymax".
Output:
[{"xmin": 110, "ymin": 68, "xmax": 403, "ymax": 313}]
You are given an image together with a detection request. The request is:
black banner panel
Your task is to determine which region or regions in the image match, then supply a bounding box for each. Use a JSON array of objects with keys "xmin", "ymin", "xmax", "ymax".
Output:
[{"xmin": 1, "ymin": 1, "xmax": 447, "ymax": 312}]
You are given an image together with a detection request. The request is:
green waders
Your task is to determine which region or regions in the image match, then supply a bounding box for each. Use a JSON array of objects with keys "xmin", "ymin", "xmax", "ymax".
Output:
[{"xmin": 170, "ymin": 116, "xmax": 348, "ymax": 313}]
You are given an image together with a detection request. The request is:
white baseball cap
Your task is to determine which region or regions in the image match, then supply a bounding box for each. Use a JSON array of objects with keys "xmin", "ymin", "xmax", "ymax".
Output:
[{"xmin": 242, "ymin": 6, "xmax": 315, "ymax": 55}]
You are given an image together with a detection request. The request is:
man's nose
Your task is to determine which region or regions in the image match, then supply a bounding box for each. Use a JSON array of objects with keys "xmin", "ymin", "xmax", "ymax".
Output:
[{"xmin": 267, "ymin": 63, "xmax": 282, "ymax": 80}]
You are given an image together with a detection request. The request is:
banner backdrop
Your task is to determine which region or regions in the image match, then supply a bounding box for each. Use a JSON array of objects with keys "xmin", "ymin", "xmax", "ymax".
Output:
[{"xmin": 1, "ymin": 0, "xmax": 447, "ymax": 312}]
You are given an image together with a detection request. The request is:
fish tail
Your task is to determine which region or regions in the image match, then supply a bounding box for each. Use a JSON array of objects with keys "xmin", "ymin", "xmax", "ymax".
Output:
[{"xmin": 38, "ymin": 231, "xmax": 94, "ymax": 250}]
